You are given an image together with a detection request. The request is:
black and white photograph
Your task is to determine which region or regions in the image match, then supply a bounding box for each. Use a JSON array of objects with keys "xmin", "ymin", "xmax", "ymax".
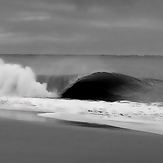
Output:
[{"xmin": 0, "ymin": 0, "xmax": 163, "ymax": 163}]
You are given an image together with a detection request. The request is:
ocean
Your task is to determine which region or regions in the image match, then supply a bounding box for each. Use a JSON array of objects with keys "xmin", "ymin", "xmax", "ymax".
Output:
[
  {"xmin": 1, "ymin": 54, "xmax": 163, "ymax": 133},
  {"xmin": 1, "ymin": 54, "xmax": 163, "ymax": 79},
  {"xmin": 1, "ymin": 54, "xmax": 163, "ymax": 102},
  {"xmin": 1, "ymin": 54, "xmax": 163, "ymax": 163}
]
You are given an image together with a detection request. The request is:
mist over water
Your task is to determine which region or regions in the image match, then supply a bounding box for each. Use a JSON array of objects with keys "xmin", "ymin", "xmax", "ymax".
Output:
[{"xmin": 0, "ymin": 58, "xmax": 57, "ymax": 98}]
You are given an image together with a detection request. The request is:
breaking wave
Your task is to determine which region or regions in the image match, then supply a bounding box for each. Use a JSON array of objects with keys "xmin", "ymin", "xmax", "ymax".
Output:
[
  {"xmin": 1, "ymin": 58, "xmax": 163, "ymax": 103},
  {"xmin": 0, "ymin": 59, "xmax": 57, "ymax": 98},
  {"xmin": 36, "ymin": 72, "xmax": 163, "ymax": 103},
  {"xmin": 61, "ymin": 72, "xmax": 163, "ymax": 103}
]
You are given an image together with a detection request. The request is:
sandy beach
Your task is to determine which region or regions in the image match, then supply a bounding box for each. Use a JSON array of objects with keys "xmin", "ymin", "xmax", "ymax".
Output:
[{"xmin": 0, "ymin": 117, "xmax": 163, "ymax": 163}]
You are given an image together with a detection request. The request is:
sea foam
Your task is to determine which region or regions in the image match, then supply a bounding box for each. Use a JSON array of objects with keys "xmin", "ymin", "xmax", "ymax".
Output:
[{"xmin": 0, "ymin": 58, "xmax": 57, "ymax": 98}]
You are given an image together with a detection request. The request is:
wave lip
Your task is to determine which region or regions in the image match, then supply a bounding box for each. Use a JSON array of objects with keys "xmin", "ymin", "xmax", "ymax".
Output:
[{"xmin": 61, "ymin": 72, "xmax": 148, "ymax": 102}]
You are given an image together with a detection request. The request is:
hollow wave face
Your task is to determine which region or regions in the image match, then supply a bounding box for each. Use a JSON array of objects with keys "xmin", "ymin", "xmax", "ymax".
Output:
[
  {"xmin": 61, "ymin": 72, "xmax": 163, "ymax": 102},
  {"xmin": 0, "ymin": 59, "xmax": 57, "ymax": 98}
]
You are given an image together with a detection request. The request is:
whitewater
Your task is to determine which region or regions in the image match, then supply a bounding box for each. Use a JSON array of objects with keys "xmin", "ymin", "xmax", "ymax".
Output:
[
  {"xmin": 0, "ymin": 96, "xmax": 163, "ymax": 135},
  {"xmin": 1, "ymin": 57, "xmax": 163, "ymax": 135}
]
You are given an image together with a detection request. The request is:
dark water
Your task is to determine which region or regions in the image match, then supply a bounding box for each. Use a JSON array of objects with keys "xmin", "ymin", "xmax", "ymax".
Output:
[{"xmin": 61, "ymin": 72, "xmax": 152, "ymax": 102}]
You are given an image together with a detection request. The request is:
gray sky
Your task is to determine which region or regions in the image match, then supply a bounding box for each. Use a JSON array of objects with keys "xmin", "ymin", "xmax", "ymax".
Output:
[{"xmin": 0, "ymin": 0, "xmax": 163, "ymax": 55}]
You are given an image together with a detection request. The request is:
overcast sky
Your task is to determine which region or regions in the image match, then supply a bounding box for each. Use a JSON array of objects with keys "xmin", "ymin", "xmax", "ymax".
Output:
[{"xmin": 0, "ymin": 0, "xmax": 163, "ymax": 55}]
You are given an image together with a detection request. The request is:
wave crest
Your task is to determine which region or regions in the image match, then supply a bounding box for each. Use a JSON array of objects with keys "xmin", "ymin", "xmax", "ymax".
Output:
[{"xmin": 61, "ymin": 72, "xmax": 163, "ymax": 102}]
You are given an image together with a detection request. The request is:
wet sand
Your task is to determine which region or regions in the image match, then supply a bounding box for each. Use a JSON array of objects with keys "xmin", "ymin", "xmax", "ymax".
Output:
[{"xmin": 0, "ymin": 118, "xmax": 163, "ymax": 163}]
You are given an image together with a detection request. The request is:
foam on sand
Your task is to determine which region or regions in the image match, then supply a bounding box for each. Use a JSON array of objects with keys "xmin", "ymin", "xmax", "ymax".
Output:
[
  {"xmin": 0, "ymin": 97, "xmax": 163, "ymax": 134},
  {"xmin": 40, "ymin": 112, "xmax": 163, "ymax": 135}
]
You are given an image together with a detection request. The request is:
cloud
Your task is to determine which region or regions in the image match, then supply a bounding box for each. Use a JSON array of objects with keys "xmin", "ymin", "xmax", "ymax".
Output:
[
  {"xmin": 33, "ymin": 2, "xmax": 77, "ymax": 12},
  {"xmin": 10, "ymin": 12, "xmax": 51, "ymax": 22},
  {"xmin": 0, "ymin": 32, "xmax": 86, "ymax": 45},
  {"xmin": 0, "ymin": 0, "xmax": 163, "ymax": 54},
  {"xmin": 88, "ymin": 18, "xmax": 163, "ymax": 30}
]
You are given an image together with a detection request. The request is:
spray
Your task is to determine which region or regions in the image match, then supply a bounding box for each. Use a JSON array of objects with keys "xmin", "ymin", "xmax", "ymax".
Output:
[{"xmin": 0, "ymin": 58, "xmax": 57, "ymax": 98}]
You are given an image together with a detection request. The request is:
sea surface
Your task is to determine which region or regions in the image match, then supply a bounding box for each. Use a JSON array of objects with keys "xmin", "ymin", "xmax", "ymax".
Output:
[
  {"xmin": 1, "ymin": 54, "xmax": 163, "ymax": 79},
  {"xmin": 1, "ymin": 54, "xmax": 163, "ymax": 102},
  {"xmin": 0, "ymin": 54, "xmax": 163, "ymax": 162}
]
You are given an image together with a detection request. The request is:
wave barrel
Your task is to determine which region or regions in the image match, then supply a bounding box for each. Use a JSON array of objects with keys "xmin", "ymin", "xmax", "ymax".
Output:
[{"xmin": 61, "ymin": 72, "xmax": 145, "ymax": 102}]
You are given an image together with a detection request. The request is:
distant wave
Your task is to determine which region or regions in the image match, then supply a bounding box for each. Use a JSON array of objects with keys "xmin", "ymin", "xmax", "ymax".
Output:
[{"xmin": 61, "ymin": 72, "xmax": 163, "ymax": 103}]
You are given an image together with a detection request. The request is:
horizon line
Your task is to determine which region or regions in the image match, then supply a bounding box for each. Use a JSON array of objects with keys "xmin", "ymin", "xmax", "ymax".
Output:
[{"xmin": 0, "ymin": 54, "xmax": 163, "ymax": 57}]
